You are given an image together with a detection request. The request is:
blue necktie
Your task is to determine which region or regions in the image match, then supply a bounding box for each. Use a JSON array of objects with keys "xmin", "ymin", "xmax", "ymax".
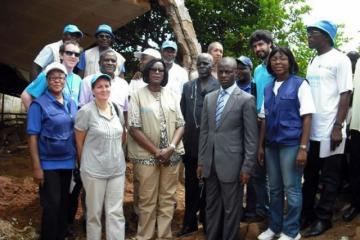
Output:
[{"xmin": 215, "ymin": 90, "xmax": 226, "ymax": 128}]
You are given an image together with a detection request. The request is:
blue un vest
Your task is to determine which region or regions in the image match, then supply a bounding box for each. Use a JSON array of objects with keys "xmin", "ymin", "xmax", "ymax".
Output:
[
  {"xmin": 34, "ymin": 91, "xmax": 77, "ymax": 161},
  {"xmin": 264, "ymin": 75, "xmax": 303, "ymax": 145}
]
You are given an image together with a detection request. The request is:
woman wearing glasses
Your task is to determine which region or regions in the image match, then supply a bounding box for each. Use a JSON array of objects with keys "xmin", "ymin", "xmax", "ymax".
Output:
[
  {"xmin": 27, "ymin": 62, "xmax": 78, "ymax": 240},
  {"xmin": 257, "ymin": 47, "xmax": 315, "ymax": 240},
  {"xmin": 128, "ymin": 59, "xmax": 185, "ymax": 239},
  {"xmin": 21, "ymin": 40, "xmax": 83, "ymax": 109}
]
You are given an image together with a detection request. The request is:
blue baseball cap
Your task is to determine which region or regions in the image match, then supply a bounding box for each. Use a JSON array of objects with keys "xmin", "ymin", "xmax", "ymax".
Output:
[
  {"xmin": 307, "ymin": 20, "xmax": 337, "ymax": 46},
  {"xmin": 236, "ymin": 56, "xmax": 253, "ymax": 69},
  {"xmin": 95, "ymin": 24, "xmax": 115, "ymax": 38},
  {"xmin": 90, "ymin": 73, "xmax": 112, "ymax": 87},
  {"xmin": 161, "ymin": 40, "xmax": 177, "ymax": 51},
  {"xmin": 63, "ymin": 24, "xmax": 83, "ymax": 38}
]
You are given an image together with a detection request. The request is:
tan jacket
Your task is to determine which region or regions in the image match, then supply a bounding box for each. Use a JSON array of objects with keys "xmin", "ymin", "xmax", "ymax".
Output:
[{"xmin": 128, "ymin": 86, "xmax": 185, "ymax": 159}]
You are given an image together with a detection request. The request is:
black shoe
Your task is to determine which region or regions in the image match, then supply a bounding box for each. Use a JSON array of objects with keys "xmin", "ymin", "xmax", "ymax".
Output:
[
  {"xmin": 302, "ymin": 219, "xmax": 332, "ymax": 238},
  {"xmin": 300, "ymin": 217, "xmax": 313, "ymax": 231},
  {"xmin": 176, "ymin": 226, "xmax": 198, "ymax": 238},
  {"xmin": 242, "ymin": 215, "xmax": 266, "ymax": 223},
  {"xmin": 342, "ymin": 205, "xmax": 360, "ymax": 222}
]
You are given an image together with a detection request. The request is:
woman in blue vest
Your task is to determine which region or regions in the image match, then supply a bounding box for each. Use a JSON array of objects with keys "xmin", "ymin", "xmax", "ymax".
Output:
[
  {"xmin": 257, "ymin": 47, "xmax": 315, "ymax": 240},
  {"xmin": 27, "ymin": 62, "xmax": 77, "ymax": 240}
]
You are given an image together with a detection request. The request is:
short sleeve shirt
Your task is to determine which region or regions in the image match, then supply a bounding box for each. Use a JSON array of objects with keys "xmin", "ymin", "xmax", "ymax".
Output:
[
  {"xmin": 78, "ymin": 75, "xmax": 129, "ymax": 111},
  {"xmin": 25, "ymin": 71, "xmax": 82, "ymax": 107},
  {"xmin": 27, "ymin": 92, "xmax": 75, "ymax": 170},
  {"xmin": 75, "ymin": 101, "xmax": 125, "ymax": 178},
  {"xmin": 307, "ymin": 48, "xmax": 353, "ymax": 140},
  {"xmin": 33, "ymin": 40, "xmax": 63, "ymax": 68},
  {"xmin": 254, "ymin": 63, "xmax": 274, "ymax": 113}
]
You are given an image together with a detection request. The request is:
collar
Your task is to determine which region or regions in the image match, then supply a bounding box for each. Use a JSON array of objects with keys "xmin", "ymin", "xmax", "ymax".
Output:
[
  {"xmin": 221, "ymin": 82, "xmax": 237, "ymax": 95},
  {"xmin": 44, "ymin": 89, "xmax": 69, "ymax": 103},
  {"xmin": 236, "ymin": 80, "xmax": 252, "ymax": 92}
]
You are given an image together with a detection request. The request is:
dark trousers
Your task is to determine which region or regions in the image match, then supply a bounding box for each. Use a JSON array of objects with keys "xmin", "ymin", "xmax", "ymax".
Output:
[
  {"xmin": 67, "ymin": 178, "xmax": 82, "ymax": 225},
  {"xmin": 302, "ymin": 141, "xmax": 342, "ymax": 221},
  {"xmin": 182, "ymin": 155, "xmax": 206, "ymax": 229},
  {"xmin": 244, "ymin": 161, "xmax": 268, "ymax": 218},
  {"xmin": 206, "ymin": 164, "xmax": 242, "ymax": 240},
  {"xmin": 40, "ymin": 169, "xmax": 72, "ymax": 240},
  {"xmin": 349, "ymin": 130, "xmax": 360, "ymax": 208}
]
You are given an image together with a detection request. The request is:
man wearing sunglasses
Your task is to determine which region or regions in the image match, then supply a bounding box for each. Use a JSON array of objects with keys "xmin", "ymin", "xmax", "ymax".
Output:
[
  {"xmin": 22, "ymin": 40, "xmax": 83, "ymax": 109},
  {"xmin": 31, "ymin": 24, "xmax": 83, "ymax": 81},
  {"xmin": 77, "ymin": 24, "xmax": 126, "ymax": 79}
]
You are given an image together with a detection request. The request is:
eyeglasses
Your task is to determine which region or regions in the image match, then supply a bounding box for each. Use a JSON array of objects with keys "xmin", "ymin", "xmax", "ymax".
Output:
[
  {"xmin": 97, "ymin": 34, "xmax": 112, "ymax": 39},
  {"xmin": 150, "ymin": 68, "xmax": 165, "ymax": 73},
  {"xmin": 64, "ymin": 51, "xmax": 81, "ymax": 57},
  {"xmin": 49, "ymin": 76, "xmax": 66, "ymax": 81}
]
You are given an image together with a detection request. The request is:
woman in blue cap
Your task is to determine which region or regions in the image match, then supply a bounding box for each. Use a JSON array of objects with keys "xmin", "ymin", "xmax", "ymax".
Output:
[{"xmin": 75, "ymin": 73, "xmax": 126, "ymax": 240}]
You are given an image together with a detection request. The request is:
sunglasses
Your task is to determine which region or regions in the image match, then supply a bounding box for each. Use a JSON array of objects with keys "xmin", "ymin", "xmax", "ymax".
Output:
[
  {"xmin": 150, "ymin": 68, "xmax": 165, "ymax": 73},
  {"xmin": 97, "ymin": 34, "xmax": 112, "ymax": 39},
  {"xmin": 64, "ymin": 50, "xmax": 81, "ymax": 57}
]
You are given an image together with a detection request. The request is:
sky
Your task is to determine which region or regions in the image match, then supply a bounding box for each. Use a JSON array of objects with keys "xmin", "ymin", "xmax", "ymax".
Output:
[{"xmin": 304, "ymin": 0, "xmax": 360, "ymax": 52}]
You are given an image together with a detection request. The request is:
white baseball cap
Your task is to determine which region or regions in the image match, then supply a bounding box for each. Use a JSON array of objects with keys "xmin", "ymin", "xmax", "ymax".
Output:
[
  {"xmin": 44, "ymin": 62, "xmax": 68, "ymax": 77},
  {"xmin": 134, "ymin": 48, "xmax": 161, "ymax": 59}
]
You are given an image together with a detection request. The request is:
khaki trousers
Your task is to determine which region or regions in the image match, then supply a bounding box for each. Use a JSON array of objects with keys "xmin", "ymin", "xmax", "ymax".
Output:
[
  {"xmin": 81, "ymin": 172, "xmax": 125, "ymax": 240},
  {"xmin": 134, "ymin": 163, "xmax": 179, "ymax": 240}
]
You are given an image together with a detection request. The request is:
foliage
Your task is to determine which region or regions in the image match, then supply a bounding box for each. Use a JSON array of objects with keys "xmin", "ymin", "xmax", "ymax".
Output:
[{"xmin": 114, "ymin": 0, "xmax": 350, "ymax": 79}]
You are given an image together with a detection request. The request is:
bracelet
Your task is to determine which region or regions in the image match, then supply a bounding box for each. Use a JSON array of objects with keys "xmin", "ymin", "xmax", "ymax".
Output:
[
  {"xmin": 299, "ymin": 144, "xmax": 307, "ymax": 150},
  {"xmin": 169, "ymin": 143, "xmax": 176, "ymax": 150}
]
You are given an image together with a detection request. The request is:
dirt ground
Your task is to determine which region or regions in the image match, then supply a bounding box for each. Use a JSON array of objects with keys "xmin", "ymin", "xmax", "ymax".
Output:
[{"xmin": 0, "ymin": 149, "xmax": 360, "ymax": 240}]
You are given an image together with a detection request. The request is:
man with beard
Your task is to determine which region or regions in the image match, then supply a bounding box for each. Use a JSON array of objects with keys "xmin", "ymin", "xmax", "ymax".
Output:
[
  {"xmin": 161, "ymin": 40, "xmax": 188, "ymax": 99},
  {"xmin": 302, "ymin": 20, "xmax": 353, "ymax": 237},
  {"xmin": 245, "ymin": 30, "xmax": 274, "ymax": 221},
  {"xmin": 249, "ymin": 30, "xmax": 274, "ymax": 114},
  {"xmin": 77, "ymin": 24, "xmax": 126, "ymax": 78},
  {"xmin": 197, "ymin": 57, "xmax": 258, "ymax": 239},
  {"xmin": 177, "ymin": 53, "xmax": 220, "ymax": 237}
]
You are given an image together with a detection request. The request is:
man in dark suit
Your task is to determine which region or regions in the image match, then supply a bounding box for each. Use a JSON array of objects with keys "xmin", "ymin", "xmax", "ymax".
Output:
[
  {"xmin": 178, "ymin": 53, "xmax": 220, "ymax": 237},
  {"xmin": 197, "ymin": 57, "xmax": 258, "ymax": 239}
]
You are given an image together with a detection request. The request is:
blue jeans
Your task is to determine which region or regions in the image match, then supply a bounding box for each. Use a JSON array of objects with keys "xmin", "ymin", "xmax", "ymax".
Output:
[{"xmin": 265, "ymin": 145, "xmax": 302, "ymax": 238}]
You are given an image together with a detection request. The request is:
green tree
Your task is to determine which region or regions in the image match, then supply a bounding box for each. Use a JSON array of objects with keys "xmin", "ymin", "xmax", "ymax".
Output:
[{"xmin": 114, "ymin": 0, "xmax": 348, "ymax": 78}]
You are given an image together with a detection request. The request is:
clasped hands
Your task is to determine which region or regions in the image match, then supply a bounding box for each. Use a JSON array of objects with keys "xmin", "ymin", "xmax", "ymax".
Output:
[{"xmin": 155, "ymin": 147, "xmax": 174, "ymax": 166}]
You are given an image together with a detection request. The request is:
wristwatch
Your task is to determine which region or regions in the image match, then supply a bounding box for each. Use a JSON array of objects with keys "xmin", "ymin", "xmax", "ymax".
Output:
[
  {"xmin": 299, "ymin": 144, "xmax": 307, "ymax": 150},
  {"xmin": 334, "ymin": 121, "xmax": 344, "ymax": 128},
  {"xmin": 169, "ymin": 143, "xmax": 176, "ymax": 150}
]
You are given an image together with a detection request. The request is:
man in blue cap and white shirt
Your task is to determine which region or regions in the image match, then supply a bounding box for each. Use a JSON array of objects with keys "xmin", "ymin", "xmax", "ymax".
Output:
[
  {"xmin": 77, "ymin": 24, "xmax": 126, "ymax": 78},
  {"xmin": 161, "ymin": 40, "xmax": 188, "ymax": 100},
  {"xmin": 301, "ymin": 20, "xmax": 353, "ymax": 238},
  {"xmin": 31, "ymin": 24, "xmax": 83, "ymax": 80}
]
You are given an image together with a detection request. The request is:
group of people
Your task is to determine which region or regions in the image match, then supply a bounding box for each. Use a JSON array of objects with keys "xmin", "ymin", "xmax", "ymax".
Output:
[{"xmin": 22, "ymin": 18, "xmax": 360, "ymax": 240}]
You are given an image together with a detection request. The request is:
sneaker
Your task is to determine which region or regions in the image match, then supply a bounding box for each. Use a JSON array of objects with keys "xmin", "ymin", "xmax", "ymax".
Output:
[
  {"xmin": 278, "ymin": 232, "xmax": 301, "ymax": 240},
  {"xmin": 258, "ymin": 228, "xmax": 278, "ymax": 240}
]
